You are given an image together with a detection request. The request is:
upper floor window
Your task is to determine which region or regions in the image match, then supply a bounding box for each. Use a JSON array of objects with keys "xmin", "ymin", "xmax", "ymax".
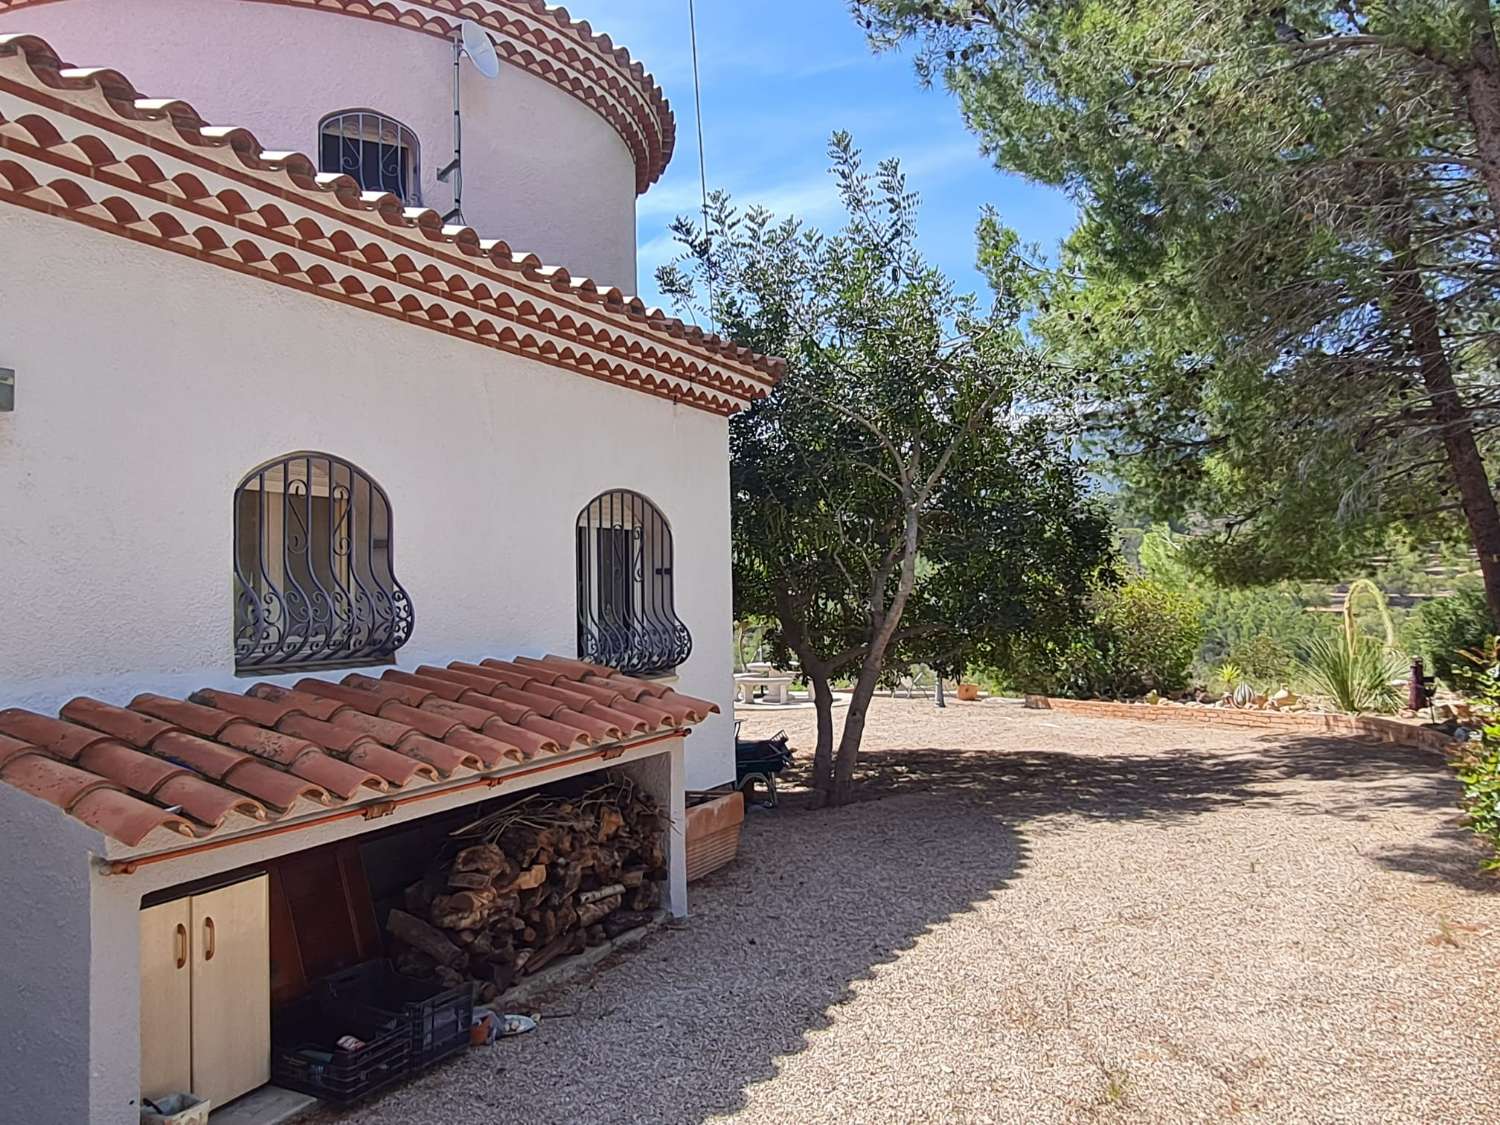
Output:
[
  {"xmin": 576, "ymin": 490, "xmax": 691, "ymax": 676},
  {"xmin": 318, "ymin": 110, "xmax": 421, "ymax": 204},
  {"xmin": 234, "ymin": 452, "xmax": 413, "ymax": 673}
]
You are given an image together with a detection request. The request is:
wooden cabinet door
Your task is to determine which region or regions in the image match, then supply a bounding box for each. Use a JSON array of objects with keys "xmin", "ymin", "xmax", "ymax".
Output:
[
  {"xmin": 189, "ymin": 876, "xmax": 270, "ymax": 1106},
  {"xmin": 139, "ymin": 899, "xmax": 193, "ymax": 1103}
]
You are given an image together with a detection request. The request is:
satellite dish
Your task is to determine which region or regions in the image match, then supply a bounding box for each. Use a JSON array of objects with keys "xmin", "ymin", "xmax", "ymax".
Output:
[{"xmin": 460, "ymin": 20, "xmax": 501, "ymax": 79}]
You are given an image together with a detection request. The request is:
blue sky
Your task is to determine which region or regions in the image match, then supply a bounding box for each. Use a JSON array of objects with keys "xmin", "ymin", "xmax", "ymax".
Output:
[{"xmin": 562, "ymin": 1, "xmax": 1078, "ymax": 310}]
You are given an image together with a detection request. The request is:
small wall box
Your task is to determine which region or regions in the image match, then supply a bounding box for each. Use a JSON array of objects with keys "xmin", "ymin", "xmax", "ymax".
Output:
[{"xmin": 0, "ymin": 368, "xmax": 12, "ymax": 411}]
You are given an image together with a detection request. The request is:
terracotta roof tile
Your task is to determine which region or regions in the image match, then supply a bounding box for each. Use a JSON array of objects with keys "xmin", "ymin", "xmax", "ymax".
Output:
[
  {"xmin": 0, "ymin": 34, "xmax": 784, "ymax": 420},
  {"xmin": 0, "ymin": 654, "xmax": 707, "ymax": 848},
  {"xmin": 0, "ymin": 709, "xmax": 113, "ymax": 761},
  {"xmin": 244, "ymin": 684, "xmax": 349, "ymax": 723},
  {"xmin": 59, "ymin": 697, "xmax": 175, "ymax": 748},
  {"xmin": 381, "ymin": 669, "xmax": 468, "ymax": 703},
  {"xmin": 69, "ymin": 788, "xmax": 196, "ymax": 847},
  {"xmin": 129, "ymin": 695, "xmax": 236, "ymax": 739}
]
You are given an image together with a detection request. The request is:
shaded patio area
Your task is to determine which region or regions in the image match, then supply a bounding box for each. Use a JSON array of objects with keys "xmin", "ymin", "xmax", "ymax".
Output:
[{"xmin": 318, "ymin": 698, "xmax": 1499, "ymax": 1123}]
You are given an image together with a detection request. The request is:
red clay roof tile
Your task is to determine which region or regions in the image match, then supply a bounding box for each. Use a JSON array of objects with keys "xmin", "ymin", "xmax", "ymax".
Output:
[
  {"xmin": 75, "ymin": 740, "xmax": 184, "ymax": 796},
  {"xmin": 245, "ymin": 684, "xmax": 349, "ymax": 722},
  {"xmin": 0, "ymin": 733, "xmax": 36, "ymax": 768},
  {"xmin": 0, "ymin": 709, "xmax": 114, "ymax": 761},
  {"xmin": 1, "ymin": 751, "xmax": 113, "ymax": 810},
  {"xmin": 59, "ymin": 697, "xmax": 176, "ymax": 748},
  {"xmin": 129, "ymin": 695, "xmax": 237, "ymax": 739},
  {"xmin": 190, "ymin": 688, "xmax": 302, "ymax": 727},
  {"xmin": 0, "ymin": 654, "xmax": 707, "ymax": 848},
  {"xmin": 382, "ymin": 669, "xmax": 468, "ymax": 703},
  {"xmin": 440, "ymin": 728, "xmax": 525, "ymax": 770},
  {"xmin": 69, "ymin": 788, "xmax": 196, "ymax": 847},
  {"xmin": 343, "ymin": 674, "xmax": 433, "ymax": 708}
]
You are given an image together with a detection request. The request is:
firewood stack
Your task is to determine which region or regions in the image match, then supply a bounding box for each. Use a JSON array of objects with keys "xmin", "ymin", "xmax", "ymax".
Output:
[{"xmin": 384, "ymin": 777, "xmax": 667, "ymax": 1003}]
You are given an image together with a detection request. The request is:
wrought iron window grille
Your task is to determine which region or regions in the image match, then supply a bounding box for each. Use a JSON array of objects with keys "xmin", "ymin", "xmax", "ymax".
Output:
[
  {"xmin": 576, "ymin": 490, "xmax": 691, "ymax": 675},
  {"xmin": 318, "ymin": 109, "xmax": 421, "ymax": 204},
  {"xmin": 234, "ymin": 452, "xmax": 413, "ymax": 673}
]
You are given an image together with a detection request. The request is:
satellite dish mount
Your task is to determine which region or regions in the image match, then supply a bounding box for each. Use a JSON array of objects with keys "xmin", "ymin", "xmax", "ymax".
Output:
[{"xmin": 438, "ymin": 20, "xmax": 501, "ymax": 225}]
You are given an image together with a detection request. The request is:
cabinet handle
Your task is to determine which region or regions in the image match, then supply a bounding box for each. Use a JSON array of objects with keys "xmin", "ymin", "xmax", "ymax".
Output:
[
  {"xmin": 174, "ymin": 923, "xmax": 187, "ymax": 970},
  {"xmin": 203, "ymin": 916, "xmax": 216, "ymax": 962}
]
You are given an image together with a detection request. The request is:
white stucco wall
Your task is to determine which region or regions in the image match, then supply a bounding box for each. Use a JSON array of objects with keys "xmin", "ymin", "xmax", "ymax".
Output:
[
  {"xmin": 0, "ymin": 0, "xmax": 642, "ymax": 288},
  {"xmin": 0, "ymin": 203, "xmax": 734, "ymax": 789}
]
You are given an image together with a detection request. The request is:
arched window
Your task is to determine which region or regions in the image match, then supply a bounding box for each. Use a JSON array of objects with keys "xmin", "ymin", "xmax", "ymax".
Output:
[
  {"xmin": 576, "ymin": 490, "xmax": 691, "ymax": 675},
  {"xmin": 234, "ymin": 452, "xmax": 413, "ymax": 672},
  {"xmin": 318, "ymin": 109, "xmax": 421, "ymax": 203}
]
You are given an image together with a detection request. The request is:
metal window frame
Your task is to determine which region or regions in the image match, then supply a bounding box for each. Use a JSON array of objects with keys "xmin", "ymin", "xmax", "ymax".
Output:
[
  {"xmin": 575, "ymin": 489, "xmax": 692, "ymax": 675},
  {"xmin": 233, "ymin": 451, "xmax": 414, "ymax": 674},
  {"xmin": 317, "ymin": 108, "xmax": 422, "ymax": 205}
]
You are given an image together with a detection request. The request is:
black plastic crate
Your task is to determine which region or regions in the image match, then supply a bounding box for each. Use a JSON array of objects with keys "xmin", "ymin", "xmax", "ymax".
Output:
[
  {"xmin": 271, "ymin": 997, "xmax": 410, "ymax": 1104},
  {"xmin": 319, "ymin": 959, "xmax": 474, "ymax": 1069}
]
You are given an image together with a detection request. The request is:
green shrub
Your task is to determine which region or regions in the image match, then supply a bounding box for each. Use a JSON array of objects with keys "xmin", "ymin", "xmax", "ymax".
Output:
[
  {"xmin": 1196, "ymin": 583, "xmax": 1332, "ymax": 685},
  {"xmin": 1405, "ymin": 585, "xmax": 1495, "ymax": 687},
  {"xmin": 1297, "ymin": 633, "xmax": 1405, "ymax": 713},
  {"xmin": 994, "ymin": 578, "xmax": 1202, "ymax": 698},
  {"xmin": 1091, "ymin": 579, "xmax": 1203, "ymax": 696},
  {"xmin": 1454, "ymin": 735, "xmax": 1500, "ymax": 872},
  {"xmin": 1453, "ymin": 645, "xmax": 1500, "ymax": 871}
]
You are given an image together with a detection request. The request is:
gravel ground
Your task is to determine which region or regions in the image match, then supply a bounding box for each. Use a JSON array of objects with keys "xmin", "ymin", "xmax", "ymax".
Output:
[{"xmin": 317, "ymin": 697, "xmax": 1498, "ymax": 1124}]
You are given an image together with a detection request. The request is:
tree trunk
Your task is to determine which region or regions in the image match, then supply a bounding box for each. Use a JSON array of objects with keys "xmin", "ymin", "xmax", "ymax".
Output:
[
  {"xmin": 1390, "ymin": 261, "xmax": 1500, "ymax": 627},
  {"xmin": 1463, "ymin": 3, "xmax": 1500, "ymax": 215},
  {"xmin": 806, "ymin": 664, "xmax": 837, "ymax": 801},
  {"xmin": 830, "ymin": 661, "xmax": 884, "ymax": 805},
  {"xmin": 826, "ymin": 508, "xmax": 923, "ymax": 806}
]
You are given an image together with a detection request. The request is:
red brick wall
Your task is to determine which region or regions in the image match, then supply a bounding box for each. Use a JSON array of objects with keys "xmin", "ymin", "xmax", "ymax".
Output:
[{"xmin": 1022, "ymin": 696, "xmax": 1456, "ymax": 755}]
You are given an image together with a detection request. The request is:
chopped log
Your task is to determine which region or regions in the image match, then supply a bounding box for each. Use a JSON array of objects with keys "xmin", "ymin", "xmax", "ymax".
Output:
[
  {"xmin": 404, "ymin": 776, "xmax": 667, "ymax": 997},
  {"xmin": 447, "ymin": 871, "xmax": 493, "ymax": 892},
  {"xmin": 597, "ymin": 807, "xmax": 624, "ymax": 840},
  {"xmin": 388, "ymin": 909, "xmax": 467, "ymax": 969},
  {"xmin": 576, "ymin": 894, "xmax": 622, "ymax": 929},
  {"xmin": 522, "ymin": 932, "xmax": 573, "ymax": 976},
  {"xmin": 452, "ymin": 843, "xmax": 508, "ymax": 875},
  {"xmin": 503, "ymin": 864, "xmax": 548, "ymax": 893},
  {"xmin": 578, "ymin": 883, "xmax": 625, "ymax": 905}
]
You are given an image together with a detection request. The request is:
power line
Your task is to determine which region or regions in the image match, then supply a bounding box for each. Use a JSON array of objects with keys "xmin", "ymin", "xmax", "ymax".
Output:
[{"xmin": 687, "ymin": 0, "xmax": 713, "ymax": 330}]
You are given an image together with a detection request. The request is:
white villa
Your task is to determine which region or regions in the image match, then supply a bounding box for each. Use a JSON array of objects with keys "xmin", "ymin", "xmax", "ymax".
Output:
[{"xmin": 0, "ymin": 2, "xmax": 778, "ymax": 1121}]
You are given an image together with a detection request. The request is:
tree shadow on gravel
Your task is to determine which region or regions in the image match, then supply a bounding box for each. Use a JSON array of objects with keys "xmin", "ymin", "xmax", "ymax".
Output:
[
  {"xmin": 316, "ymin": 725, "xmax": 1488, "ymax": 1125},
  {"xmin": 773, "ymin": 732, "xmax": 1458, "ymax": 825},
  {"xmin": 314, "ymin": 793, "xmax": 1029, "ymax": 1125}
]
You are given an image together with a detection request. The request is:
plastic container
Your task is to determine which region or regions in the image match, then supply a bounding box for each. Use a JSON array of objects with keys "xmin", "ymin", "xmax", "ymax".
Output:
[
  {"xmin": 140, "ymin": 1093, "xmax": 211, "ymax": 1125},
  {"xmin": 318, "ymin": 960, "xmax": 474, "ymax": 1070},
  {"xmin": 270, "ymin": 997, "xmax": 410, "ymax": 1104}
]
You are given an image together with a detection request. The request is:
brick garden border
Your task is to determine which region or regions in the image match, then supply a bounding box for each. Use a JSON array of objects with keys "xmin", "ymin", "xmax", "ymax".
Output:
[{"xmin": 1022, "ymin": 695, "xmax": 1458, "ymax": 756}]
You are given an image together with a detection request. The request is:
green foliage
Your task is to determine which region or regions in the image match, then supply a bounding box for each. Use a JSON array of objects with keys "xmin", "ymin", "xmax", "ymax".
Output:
[
  {"xmin": 996, "ymin": 578, "xmax": 1202, "ymax": 698},
  {"xmin": 1405, "ymin": 585, "xmax": 1495, "ymax": 688},
  {"xmin": 1454, "ymin": 736, "xmax": 1500, "ymax": 872},
  {"xmin": 659, "ymin": 134, "xmax": 1114, "ymax": 798},
  {"xmin": 1297, "ymin": 634, "xmax": 1405, "ymax": 714},
  {"xmin": 854, "ymin": 0, "xmax": 1500, "ymax": 612},
  {"xmin": 1453, "ymin": 645, "xmax": 1500, "ymax": 871}
]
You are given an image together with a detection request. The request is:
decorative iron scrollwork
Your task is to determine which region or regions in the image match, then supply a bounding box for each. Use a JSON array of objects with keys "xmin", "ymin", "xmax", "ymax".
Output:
[
  {"xmin": 234, "ymin": 452, "xmax": 413, "ymax": 673},
  {"xmin": 576, "ymin": 490, "xmax": 691, "ymax": 675},
  {"xmin": 318, "ymin": 109, "xmax": 421, "ymax": 204}
]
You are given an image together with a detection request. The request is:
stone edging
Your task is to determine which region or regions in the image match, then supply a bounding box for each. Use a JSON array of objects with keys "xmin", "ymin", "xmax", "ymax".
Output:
[{"xmin": 1022, "ymin": 695, "xmax": 1458, "ymax": 756}]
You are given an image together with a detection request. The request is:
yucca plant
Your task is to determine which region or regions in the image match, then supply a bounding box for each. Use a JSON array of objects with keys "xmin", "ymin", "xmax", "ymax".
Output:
[
  {"xmin": 1298, "ymin": 579, "xmax": 1405, "ymax": 714},
  {"xmin": 1299, "ymin": 633, "xmax": 1405, "ymax": 713}
]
